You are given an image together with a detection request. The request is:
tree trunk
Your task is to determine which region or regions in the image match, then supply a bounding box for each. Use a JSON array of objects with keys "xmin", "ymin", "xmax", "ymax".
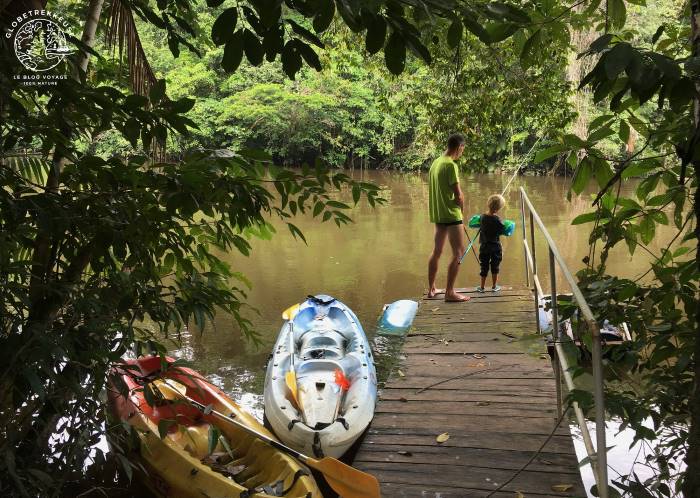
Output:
[
  {"xmin": 28, "ymin": 0, "xmax": 104, "ymax": 307},
  {"xmin": 682, "ymin": 1, "xmax": 700, "ymax": 496}
]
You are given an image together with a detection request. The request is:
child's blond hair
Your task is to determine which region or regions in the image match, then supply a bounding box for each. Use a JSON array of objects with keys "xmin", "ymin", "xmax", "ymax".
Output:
[{"xmin": 487, "ymin": 194, "xmax": 505, "ymax": 213}]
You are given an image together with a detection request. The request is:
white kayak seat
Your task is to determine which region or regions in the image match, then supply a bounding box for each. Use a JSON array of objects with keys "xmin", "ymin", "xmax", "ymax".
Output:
[
  {"xmin": 296, "ymin": 359, "xmax": 346, "ymax": 428},
  {"xmin": 298, "ymin": 331, "xmax": 345, "ymax": 360}
]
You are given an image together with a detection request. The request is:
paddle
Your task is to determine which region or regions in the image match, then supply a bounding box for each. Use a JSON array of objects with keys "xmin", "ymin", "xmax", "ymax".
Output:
[
  {"xmin": 282, "ymin": 303, "xmax": 301, "ymax": 406},
  {"xmin": 160, "ymin": 380, "xmax": 381, "ymax": 498}
]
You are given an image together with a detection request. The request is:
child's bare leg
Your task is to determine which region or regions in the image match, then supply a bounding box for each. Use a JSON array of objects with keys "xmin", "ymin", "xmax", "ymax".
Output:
[
  {"xmin": 491, "ymin": 273, "xmax": 498, "ymax": 288},
  {"xmin": 480, "ymin": 275, "xmax": 487, "ymax": 288}
]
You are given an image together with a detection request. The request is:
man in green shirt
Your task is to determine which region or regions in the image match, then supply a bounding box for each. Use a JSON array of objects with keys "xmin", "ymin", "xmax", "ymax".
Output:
[{"xmin": 427, "ymin": 134, "xmax": 470, "ymax": 302}]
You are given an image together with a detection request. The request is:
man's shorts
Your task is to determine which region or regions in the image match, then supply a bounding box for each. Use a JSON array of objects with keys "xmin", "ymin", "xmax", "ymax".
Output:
[
  {"xmin": 436, "ymin": 220, "xmax": 463, "ymax": 227},
  {"xmin": 479, "ymin": 242, "xmax": 502, "ymax": 277}
]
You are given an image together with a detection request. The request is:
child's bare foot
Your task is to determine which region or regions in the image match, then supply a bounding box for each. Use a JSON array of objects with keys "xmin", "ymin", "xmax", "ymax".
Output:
[
  {"xmin": 427, "ymin": 287, "xmax": 444, "ymax": 298},
  {"xmin": 444, "ymin": 291, "xmax": 471, "ymax": 302}
]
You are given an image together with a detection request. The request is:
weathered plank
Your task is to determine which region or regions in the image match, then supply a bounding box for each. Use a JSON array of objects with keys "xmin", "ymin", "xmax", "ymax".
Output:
[{"xmin": 353, "ymin": 287, "xmax": 585, "ymax": 497}]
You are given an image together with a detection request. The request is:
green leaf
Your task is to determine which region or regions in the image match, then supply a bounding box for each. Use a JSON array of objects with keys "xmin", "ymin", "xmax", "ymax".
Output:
[
  {"xmin": 212, "ymin": 7, "xmax": 238, "ymax": 46},
  {"xmin": 243, "ymin": 29, "xmax": 264, "ymax": 66},
  {"xmin": 618, "ymin": 120, "xmax": 630, "ymax": 144},
  {"xmin": 313, "ymin": 201, "xmax": 324, "ymax": 217},
  {"xmin": 222, "ymin": 31, "xmax": 244, "ymax": 72},
  {"xmin": 352, "ymin": 184, "xmax": 361, "ymax": 204},
  {"xmin": 604, "ymin": 43, "xmax": 632, "ymax": 79},
  {"xmin": 149, "ymin": 79, "xmax": 166, "ymax": 104},
  {"xmin": 520, "ymin": 29, "xmax": 541, "ymax": 65},
  {"xmin": 295, "ymin": 40, "xmax": 322, "ymax": 71},
  {"xmin": 123, "ymin": 118, "xmax": 140, "ymax": 148},
  {"xmin": 571, "ymin": 212, "xmax": 599, "ymax": 225},
  {"xmin": 158, "ymin": 419, "xmax": 175, "ymax": 439},
  {"xmin": 404, "ymin": 33, "xmax": 431, "ymax": 64},
  {"xmin": 282, "ymin": 41, "xmax": 303, "ymax": 79},
  {"xmin": 365, "ymin": 15, "xmax": 387, "ymax": 54},
  {"xmin": 287, "ymin": 19, "xmax": 324, "ymax": 48},
  {"xmin": 384, "ymin": 31, "xmax": 406, "ymax": 75},
  {"xmin": 287, "ymin": 223, "xmax": 307, "ymax": 243},
  {"xmin": 533, "ymin": 145, "xmax": 566, "ymax": 163},
  {"xmin": 171, "ymin": 97, "xmax": 195, "ymax": 114},
  {"xmin": 638, "ymin": 215, "xmax": 655, "ymax": 245},
  {"xmin": 587, "ymin": 126, "xmax": 615, "ymax": 142},
  {"xmin": 313, "ymin": 0, "xmax": 335, "ymax": 32},
  {"xmin": 207, "ymin": 425, "xmax": 221, "ymax": 455},
  {"xmin": 485, "ymin": 22, "xmax": 518, "ymax": 43},
  {"xmin": 447, "ymin": 18, "xmax": 463, "ymax": 49},
  {"xmin": 463, "ymin": 14, "xmax": 490, "ymax": 43},
  {"xmin": 608, "ymin": 0, "xmax": 627, "ymax": 30},
  {"xmin": 485, "ymin": 2, "xmax": 531, "ymax": 23},
  {"xmin": 571, "ymin": 158, "xmax": 592, "ymax": 194}
]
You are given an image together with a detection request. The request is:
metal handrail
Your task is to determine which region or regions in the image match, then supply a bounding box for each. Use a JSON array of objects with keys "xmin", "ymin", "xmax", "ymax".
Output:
[{"xmin": 519, "ymin": 187, "xmax": 608, "ymax": 498}]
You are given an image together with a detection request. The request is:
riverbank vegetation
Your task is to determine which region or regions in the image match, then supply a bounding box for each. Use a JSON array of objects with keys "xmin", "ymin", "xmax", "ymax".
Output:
[{"xmin": 0, "ymin": 0, "xmax": 698, "ymax": 497}]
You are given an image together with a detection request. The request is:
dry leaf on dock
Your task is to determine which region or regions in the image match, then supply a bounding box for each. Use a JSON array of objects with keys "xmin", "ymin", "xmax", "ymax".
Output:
[
  {"xmin": 436, "ymin": 432, "xmax": 450, "ymax": 443},
  {"xmin": 551, "ymin": 484, "xmax": 573, "ymax": 492}
]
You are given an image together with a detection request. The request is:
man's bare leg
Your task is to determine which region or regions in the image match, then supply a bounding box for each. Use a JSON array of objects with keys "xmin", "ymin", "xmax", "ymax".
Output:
[
  {"xmin": 445, "ymin": 225, "xmax": 470, "ymax": 302},
  {"xmin": 428, "ymin": 225, "xmax": 448, "ymax": 297}
]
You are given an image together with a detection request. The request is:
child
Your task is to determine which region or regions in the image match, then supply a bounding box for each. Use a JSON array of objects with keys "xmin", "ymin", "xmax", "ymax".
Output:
[{"xmin": 476, "ymin": 194, "xmax": 506, "ymax": 292}]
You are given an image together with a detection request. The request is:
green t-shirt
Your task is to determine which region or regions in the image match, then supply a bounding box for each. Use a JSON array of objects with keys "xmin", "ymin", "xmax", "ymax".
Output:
[{"xmin": 428, "ymin": 155, "xmax": 462, "ymax": 223}]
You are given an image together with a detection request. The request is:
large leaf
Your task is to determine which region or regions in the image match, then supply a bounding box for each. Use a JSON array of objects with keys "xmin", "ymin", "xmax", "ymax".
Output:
[
  {"xmin": 384, "ymin": 31, "xmax": 406, "ymax": 75},
  {"xmin": 608, "ymin": 0, "xmax": 627, "ymax": 30},
  {"xmin": 365, "ymin": 15, "xmax": 387, "ymax": 54},
  {"xmin": 447, "ymin": 18, "xmax": 463, "ymax": 48},
  {"xmin": 211, "ymin": 7, "xmax": 238, "ymax": 46},
  {"xmin": 243, "ymin": 29, "xmax": 264, "ymax": 66},
  {"xmin": 222, "ymin": 31, "xmax": 244, "ymax": 72},
  {"xmin": 604, "ymin": 42, "xmax": 632, "ymax": 79}
]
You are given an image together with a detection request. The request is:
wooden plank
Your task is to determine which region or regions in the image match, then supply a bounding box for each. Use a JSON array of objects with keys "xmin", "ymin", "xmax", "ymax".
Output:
[
  {"xmin": 369, "ymin": 482, "xmax": 579, "ymax": 498},
  {"xmin": 353, "ymin": 444, "xmax": 578, "ymax": 473},
  {"xmin": 379, "ymin": 388, "xmax": 557, "ymax": 404},
  {"xmin": 369, "ymin": 413, "xmax": 569, "ymax": 436},
  {"xmin": 354, "ymin": 463, "xmax": 586, "ymax": 495},
  {"xmin": 374, "ymin": 400, "xmax": 557, "ymax": 417},
  {"xmin": 361, "ymin": 431, "xmax": 581, "ymax": 454}
]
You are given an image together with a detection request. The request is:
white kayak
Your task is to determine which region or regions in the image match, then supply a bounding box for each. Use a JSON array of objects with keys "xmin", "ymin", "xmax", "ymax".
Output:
[{"xmin": 264, "ymin": 295, "xmax": 377, "ymax": 458}]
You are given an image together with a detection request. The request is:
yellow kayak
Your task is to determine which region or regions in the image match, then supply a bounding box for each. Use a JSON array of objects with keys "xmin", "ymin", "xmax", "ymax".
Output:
[{"xmin": 107, "ymin": 355, "xmax": 322, "ymax": 498}]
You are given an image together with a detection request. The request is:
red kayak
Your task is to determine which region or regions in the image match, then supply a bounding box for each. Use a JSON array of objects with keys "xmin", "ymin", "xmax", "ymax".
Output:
[{"xmin": 107, "ymin": 355, "xmax": 321, "ymax": 498}]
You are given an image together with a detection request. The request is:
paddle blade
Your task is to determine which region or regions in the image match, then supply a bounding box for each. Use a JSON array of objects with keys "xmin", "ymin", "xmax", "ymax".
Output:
[
  {"xmin": 309, "ymin": 457, "xmax": 381, "ymax": 498},
  {"xmin": 282, "ymin": 303, "xmax": 301, "ymax": 321},
  {"xmin": 285, "ymin": 371, "xmax": 299, "ymax": 405}
]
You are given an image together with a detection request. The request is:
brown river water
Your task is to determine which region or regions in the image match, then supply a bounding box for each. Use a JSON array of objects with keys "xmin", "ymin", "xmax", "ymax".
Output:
[{"xmin": 164, "ymin": 170, "xmax": 673, "ymax": 420}]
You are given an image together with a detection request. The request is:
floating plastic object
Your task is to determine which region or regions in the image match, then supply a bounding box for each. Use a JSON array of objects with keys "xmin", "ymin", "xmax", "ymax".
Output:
[{"xmin": 378, "ymin": 300, "xmax": 419, "ymax": 335}]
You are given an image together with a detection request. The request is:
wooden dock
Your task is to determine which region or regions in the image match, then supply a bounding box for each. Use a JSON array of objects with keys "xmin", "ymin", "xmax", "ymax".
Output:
[{"xmin": 353, "ymin": 287, "xmax": 586, "ymax": 497}]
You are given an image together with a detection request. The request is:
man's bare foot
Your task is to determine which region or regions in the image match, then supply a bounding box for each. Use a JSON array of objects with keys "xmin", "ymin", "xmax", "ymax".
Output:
[
  {"xmin": 445, "ymin": 291, "xmax": 471, "ymax": 302},
  {"xmin": 427, "ymin": 287, "xmax": 445, "ymax": 298}
]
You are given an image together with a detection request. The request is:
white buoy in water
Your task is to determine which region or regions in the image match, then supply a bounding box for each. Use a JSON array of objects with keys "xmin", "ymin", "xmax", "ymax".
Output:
[{"xmin": 378, "ymin": 299, "xmax": 419, "ymax": 335}]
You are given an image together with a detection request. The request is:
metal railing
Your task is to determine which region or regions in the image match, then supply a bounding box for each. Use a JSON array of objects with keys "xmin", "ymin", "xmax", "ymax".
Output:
[{"xmin": 519, "ymin": 187, "xmax": 608, "ymax": 498}]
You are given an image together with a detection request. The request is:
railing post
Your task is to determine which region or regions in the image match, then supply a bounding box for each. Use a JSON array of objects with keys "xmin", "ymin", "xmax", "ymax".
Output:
[
  {"xmin": 549, "ymin": 248, "xmax": 562, "ymax": 417},
  {"xmin": 530, "ymin": 211, "xmax": 540, "ymax": 334},
  {"xmin": 520, "ymin": 189, "xmax": 529, "ymax": 287},
  {"xmin": 591, "ymin": 322, "xmax": 608, "ymax": 498}
]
